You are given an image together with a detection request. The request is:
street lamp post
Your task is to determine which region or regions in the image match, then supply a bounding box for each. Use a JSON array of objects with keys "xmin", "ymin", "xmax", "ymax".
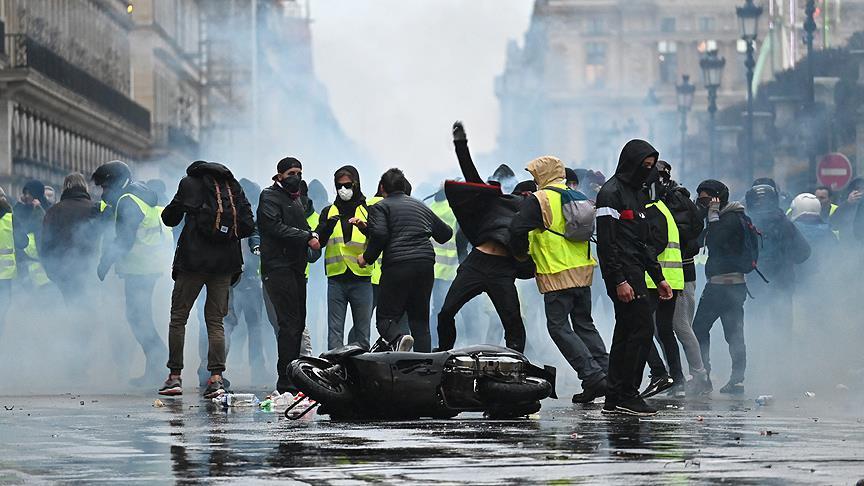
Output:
[
  {"xmin": 737, "ymin": 0, "xmax": 763, "ymax": 186},
  {"xmin": 676, "ymin": 74, "xmax": 695, "ymax": 181},
  {"xmin": 700, "ymin": 49, "xmax": 726, "ymax": 175},
  {"xmin": 804, "ymin": 0, "xmax": 818, "ymax": 187}
]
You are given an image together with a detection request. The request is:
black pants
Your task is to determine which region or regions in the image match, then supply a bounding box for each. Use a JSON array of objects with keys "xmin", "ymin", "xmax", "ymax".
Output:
[
  {"xmin": 693, "ymin": 283, "xmax": 747, "ymax": 384},
  {"xmin": 377, "ymin": 262, "xmax": 434, "ymax": 352},
  {"xmin": 262, "ymin": 269, "xmax": 307, "ymax": 393},
  {"xmin": 606, "ymin": 281, "xmax": 656, "ymax": 404},
  {"xmin": 645, "ymin": 290, "xmax": 684, "ymax": 383},
  {"xmin": 437, "ymin": 250, "xmax": 525, "ymax": 352}
]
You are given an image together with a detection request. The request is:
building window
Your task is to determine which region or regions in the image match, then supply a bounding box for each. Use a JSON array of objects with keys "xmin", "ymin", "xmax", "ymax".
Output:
[
  {"xmin": 699, "ymin": 16, "xmax": 716, "ymax": 32},
  {"xmin": 698, "ymin": 39, "xmax": 718, "ymax": 53},
  {"xmin": 658, "ymin": 41, "xmax": 678, "ymax": 84},
  {"xmin": 587, "ymin": 17, "xmax": 606, "ymax": 35},
  {"xmin": 660, "ymin": 17, "xmax": 676, "ymax": 33},
  {"xmin": 585, "ymin": 42, "xmax": 607, "ymax": 87}
]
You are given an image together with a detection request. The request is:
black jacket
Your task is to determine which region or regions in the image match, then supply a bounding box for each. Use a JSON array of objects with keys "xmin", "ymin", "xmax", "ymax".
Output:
[
  {"xmin": 363, "ymin": 192, "xmax": 453, "ymax": 268},
  {"xmin": 701, "ymin": 202, "xmax": 748, "ymax": 278},
  {"xmin": 257, "ymin": 182, "xmax": 313, "ymax": 275},
  {"xmin": 41, "ymin": 187, "xmax": 100, "ymax": 282},
  {"xmin": 100, "ymin": 181, "xmax": 161, "ymax": 274},
  {"xmin": 596, "ymin": 140, "xmax": 664, "ymax": 291},
  {"xmin": 162, "ymin": 162, "xmax": 254, "ymax": 279},
  {"xmin": 749, "ymin": 207, "xmax": 810, "ymax": 289}
]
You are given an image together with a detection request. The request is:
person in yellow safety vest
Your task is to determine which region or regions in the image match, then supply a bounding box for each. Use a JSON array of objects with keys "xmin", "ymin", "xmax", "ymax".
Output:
[
  {"xmin": 313, "ymin": 165, "xmax": 375, "ymax": 350},
  {"xmin": 92, "ymin": 161, "xmax": 168, "ymax": 387},
  {"xmin": 0, "ymin": 186, "xmax": 20, "ymax": 338},
  {"xmin": 426, "ymin": 189, "xmax": 458, "ymax": 344},
  {"xmin": 12, "ymin": 180, "xmax": 50, "ymax": 288},
  {"xmin": 510, "ymin": 155, "xmax": 610, "ymax": 405}
]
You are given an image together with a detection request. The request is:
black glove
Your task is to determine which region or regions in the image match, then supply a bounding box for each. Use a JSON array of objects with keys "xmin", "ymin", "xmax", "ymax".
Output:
[{"xmin": 452, "ymin": 121, "xmax": 466, "ymax": 142}]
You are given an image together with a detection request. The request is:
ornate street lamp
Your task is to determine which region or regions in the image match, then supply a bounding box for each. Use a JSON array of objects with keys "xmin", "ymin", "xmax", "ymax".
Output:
[
  {"xmin": 737, "ymin": 0, "xmax": 763, "ymax": 185},
  {"xmin": 676, "ymin": 74, "xmax": 695, "ymax": 180},
  {"xmin": 700, "ymin": 49, "xmax": 726, "ymax": 173}
]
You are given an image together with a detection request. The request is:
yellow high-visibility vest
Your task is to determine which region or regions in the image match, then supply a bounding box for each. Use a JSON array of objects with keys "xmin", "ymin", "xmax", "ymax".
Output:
[
  {"xmin": 429, "ymin": 199, "xmax": 458, "ymax": 281},
  {"xmin": 323, "ymin": 204, "xmax": 373, "ymax": 278},
  {"xmin": 115, "ymin": 193, "xmax": 163, "ymax": 276},
  {"xmin": 305, "ymin": 211, "xmax": 319, "ymax": 279},
  {"xmin": 528, "ymin": 184, "xmax": 594, "ymax": 293},
  {"xmin": 23, "ymin": 232, "xmax": 49, "ymax": 286},
  {"xmin": 0, "ymin": 213, "xmax": 17, "ymax": 280},
  {"xmin": 366, "ymin": 197, "xmax": 383, "ymax": 285},
  {"xmin": 645, "ymin": 200, "xmax": 684, "ymax": 291}
]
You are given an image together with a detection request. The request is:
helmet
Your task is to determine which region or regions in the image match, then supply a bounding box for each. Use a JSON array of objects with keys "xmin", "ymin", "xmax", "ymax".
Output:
[
  {"xmin": 789, "ymin": 193, "xmax": 822, "ymax": 222},
  {"xmin": 745, "ymin": 183, "xmax": 779, "ymax": 210},
  {"xmin": 92, "ymin": 160, "xmax": 131, "ymax": 188},
  {"xmin": 696, "ymin": 179, "xmax": 729, "ymax": 207}
]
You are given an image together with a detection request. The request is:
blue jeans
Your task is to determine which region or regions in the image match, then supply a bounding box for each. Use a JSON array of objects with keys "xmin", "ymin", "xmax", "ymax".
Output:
[{"xmin": 327, "ymin": 278, "xmax": 373, "ymax": 350}]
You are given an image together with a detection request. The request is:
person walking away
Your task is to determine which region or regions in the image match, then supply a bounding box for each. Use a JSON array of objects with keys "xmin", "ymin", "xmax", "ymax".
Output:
[
  {"xmin": 596, "ymin": 140, "xmax": 673, "ymax": 416},
  {"xmin": 13, "ymin": 180, "xmax": 50, "ymax": 289},
  {"xmin": 41, "ymin": 173, "xmax": 100, "ymax": 305},
  {"xmin": 359, "ymin": 168, "xmax": 452, "ymax": 352},
  {"xmin": 93, "ymin": 162, "xmax": 169, "ymax": 387},
  {"xmin": 510, "ymin": 155, "xmax": 609, "ymax": 404},
  {"xmin": 692, "ymin": 180, "xmax": 754, "ymax": 395},
  {"xmin": 437, "ymin": 121, "xmax": 528, "ymax": 352},
  {"xmin": 258, "ymin": 157, "xmax": 320, "ymax": 394},
  {"xmin": 0, "ymin": 187, "xmax": 21, "ymax": 339},
  {"xmin": 315, "ymin": 165, "xmax": 374, "ymax": 350},
  {"xmin": 158, "ymin": 161, "xmax": 254, "ymax": 397}
]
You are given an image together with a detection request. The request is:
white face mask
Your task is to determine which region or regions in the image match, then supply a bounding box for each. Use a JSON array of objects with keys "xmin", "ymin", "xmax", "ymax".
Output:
[{"xmin": 338, "ymin": 187, "xmax": 354, "ymax": 201}]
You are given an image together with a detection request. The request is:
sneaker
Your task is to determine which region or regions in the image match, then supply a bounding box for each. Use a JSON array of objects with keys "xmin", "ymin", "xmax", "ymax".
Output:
[
  {"xmin": 601, "ymin": 400, "xmax": 618, "ymax": 414},
  {"xmin": 640, "ymin": 375, "xmax": 675, "ymax": 399},
  {"xmin": 614, "ymin": 398, "xmax": 658, "ymax": 417},
  {"xmin": 719, "ymin": 381, "xmax": 745, "ymax": 395},
  {"xmin": 686, "ymin": 374, "xmax": 712, "ymax": 397},
  {"xmin": 665, "ymin": 380, "xmax": 687, "ymax": 398},
  {"xmin": 203, "ymin": 376, "xmax": 226, "ymax": 399},
  {"xmin": 158, "ymin": 375, "xmax": 182, "ymax": 396},
  {"xmin": 573, "ymin": 379, "xmax": 608, "ymax": 404}
]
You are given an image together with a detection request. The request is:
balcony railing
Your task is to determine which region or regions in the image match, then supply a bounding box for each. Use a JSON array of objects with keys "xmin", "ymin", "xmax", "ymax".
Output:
[{"xmin": 3, "ymin": 34, "xmax": 151, "ymax": 133}]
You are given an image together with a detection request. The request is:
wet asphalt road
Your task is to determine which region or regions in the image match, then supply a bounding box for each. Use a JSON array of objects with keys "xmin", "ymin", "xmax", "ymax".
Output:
[{"xmin": 1, "ymin": 391, "xmax": 863, "ymax": 484}]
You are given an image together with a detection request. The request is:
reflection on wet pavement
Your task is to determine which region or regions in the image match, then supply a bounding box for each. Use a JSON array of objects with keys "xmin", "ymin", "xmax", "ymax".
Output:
[{"xmin": 0, "ymin": 393, "xmax": 862, "ymax": 484}]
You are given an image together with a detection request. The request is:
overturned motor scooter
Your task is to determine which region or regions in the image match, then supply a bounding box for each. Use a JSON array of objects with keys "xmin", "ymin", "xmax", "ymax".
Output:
[{"xmin": 284, "ymin": 334, "xmax": 557, "ymax": 420}]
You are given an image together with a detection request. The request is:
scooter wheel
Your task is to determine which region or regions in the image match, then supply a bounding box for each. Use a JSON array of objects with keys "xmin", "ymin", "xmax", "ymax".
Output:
[
  {"xmin": 485, "ymin": 401, "xmax": 541, "ymax": 419},
  {"xmin": 478, "ymin": 376, "xmax": 552, "ymax": 403},
  {"xmin": 288, "ymin": 359, "xmax": 353, "ymax": 406}
]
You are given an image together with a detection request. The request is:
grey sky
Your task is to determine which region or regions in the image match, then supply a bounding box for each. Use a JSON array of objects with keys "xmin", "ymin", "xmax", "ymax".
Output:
[{"xmin": 308, "ymin": 0, "xmax": 533, "ymax": 183}]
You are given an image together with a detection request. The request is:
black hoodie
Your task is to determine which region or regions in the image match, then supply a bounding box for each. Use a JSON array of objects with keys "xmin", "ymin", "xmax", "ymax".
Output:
[
  {"xmin": 316, "ymin": 165, "xmax": 366, "ymax": 247},
  {"xmin": 596, "ymin": 139, "xmax": 664, "ymax": 292},
  {"xmin": 162, "ymin": 161, "xmax": 254, "ymax": 279}
]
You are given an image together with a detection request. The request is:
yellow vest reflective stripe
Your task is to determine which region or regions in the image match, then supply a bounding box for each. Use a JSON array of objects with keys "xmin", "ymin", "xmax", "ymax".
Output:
[
  {"xmin": 99, "ymin": 200, "xmax": 109, "ymax": 213},
  {"xmin": 429, "ymin": 199, "xmax": 458, "ymax": 281},
  {"xmin": 23, "ymin": 232, "xmax": 49, "ymax": 286},
  {"xmin": 115, "ymin": 193, "xmax": 163, "ymax": 275},
  {"xmin": 645, "ymin": 200, "xmax": 684, "ymax": 290},
  {"xmin": 367, "ymin": 197, "xmax": 383, "ymax": 285},
  {"xmin": 323, "ymin": 204, "xmax": 373, "ymax": 278},
  {"xmin": 0, "ymin": 213, "xmax": 17, "ymax": 280},
  {"xmin": 528, "ymin": 184, "xmax": 594, "ymax": 277},
  {"xmin": 305, "ymin": 211, "xmax": 320, "ymax": 279}
]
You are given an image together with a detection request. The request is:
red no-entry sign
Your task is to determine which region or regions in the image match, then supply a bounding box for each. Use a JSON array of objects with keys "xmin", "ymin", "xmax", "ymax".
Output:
[{"xmin": 817, "ymin": 153, "xmax": 853, "ymax": 190}]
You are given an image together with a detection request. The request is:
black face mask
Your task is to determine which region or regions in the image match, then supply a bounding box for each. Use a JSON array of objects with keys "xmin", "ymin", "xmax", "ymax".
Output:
[
  {"xmin": 281, "ymin": 175, "xmax": 302, "ymax": 195},
  {"xmin": 632, "ymin": 164, "xmax": 656, "ymax": 187}
]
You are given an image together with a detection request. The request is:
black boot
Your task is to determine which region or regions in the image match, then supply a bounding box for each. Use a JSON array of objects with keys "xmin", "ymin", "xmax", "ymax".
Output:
[{"xmin": 572, "ymin": 378, "xmax": 608, "ymax": 404}]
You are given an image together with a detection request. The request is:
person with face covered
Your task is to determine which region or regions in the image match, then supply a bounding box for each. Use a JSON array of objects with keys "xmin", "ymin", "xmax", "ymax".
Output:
[
  {"xmin": 13, "ymin": 180, "xmax": 50, "ymax": 288},
  {"xmin": 258, "ymin": 157, "xmax": 320, "ymax": 394},
  {"xmin": 314, "ymin": 165, "xmax": 375, "ymax": 350},
  {"xmin": 595, "ymin": 140, "xmax": 673, "ymax": 417},
  {"xmin": 92, "ymin": 161, "xmax": 170, "ymax": 387},
  {"xmin": 691, "ymin": 179, "xmax": 752, "ymax": 395}
]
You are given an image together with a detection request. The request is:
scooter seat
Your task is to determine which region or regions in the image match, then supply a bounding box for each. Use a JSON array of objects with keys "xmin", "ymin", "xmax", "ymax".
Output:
[{"xmin": 320, "ymin": 344, "xmax": 367, "ymax": 361}]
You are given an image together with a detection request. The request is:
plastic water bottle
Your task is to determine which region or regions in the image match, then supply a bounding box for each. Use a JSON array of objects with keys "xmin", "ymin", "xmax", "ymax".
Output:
[
  {"xmin": 227, "ymin": 393, "xmax": 260, "ymax": 407},
  {"xmin": 755, "ymin": 395, "xmax": 774, "ymax": 406}
]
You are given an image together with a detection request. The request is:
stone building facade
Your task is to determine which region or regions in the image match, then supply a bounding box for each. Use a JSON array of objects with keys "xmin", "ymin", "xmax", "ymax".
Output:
[{"xmin": 496, "ymin": 0, "xmax": 864, "ymax": 182}]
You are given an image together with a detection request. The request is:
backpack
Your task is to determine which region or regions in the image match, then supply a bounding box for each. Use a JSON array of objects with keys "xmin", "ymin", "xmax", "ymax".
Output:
[
  {"xmin": 543, "ymin": 186, "xmax": 595, "ymax": 242},
  {"xmin": 194, "ymin": 175, "xmax": 243, "ymax": 242},
  {"xmin": 735, "ymin": 213, "xmax": 769, "ymax": 283}
]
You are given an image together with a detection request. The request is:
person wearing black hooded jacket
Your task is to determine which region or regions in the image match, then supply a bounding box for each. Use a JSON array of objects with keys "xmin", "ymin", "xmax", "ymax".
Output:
[
  {"xmin": 595, "ymin": 139, "xmax": 673, "ymax": 417},
  {"xmin": 159, "ymin": 161, "xmax": 254, "ymax": 397},
  {"xmin": 315, "ymin": 165, "xmax": 374, "ymax": 350},
  {"xmin": 259, "ymin": 157, "xmax": 321, "ymax": 394}
]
